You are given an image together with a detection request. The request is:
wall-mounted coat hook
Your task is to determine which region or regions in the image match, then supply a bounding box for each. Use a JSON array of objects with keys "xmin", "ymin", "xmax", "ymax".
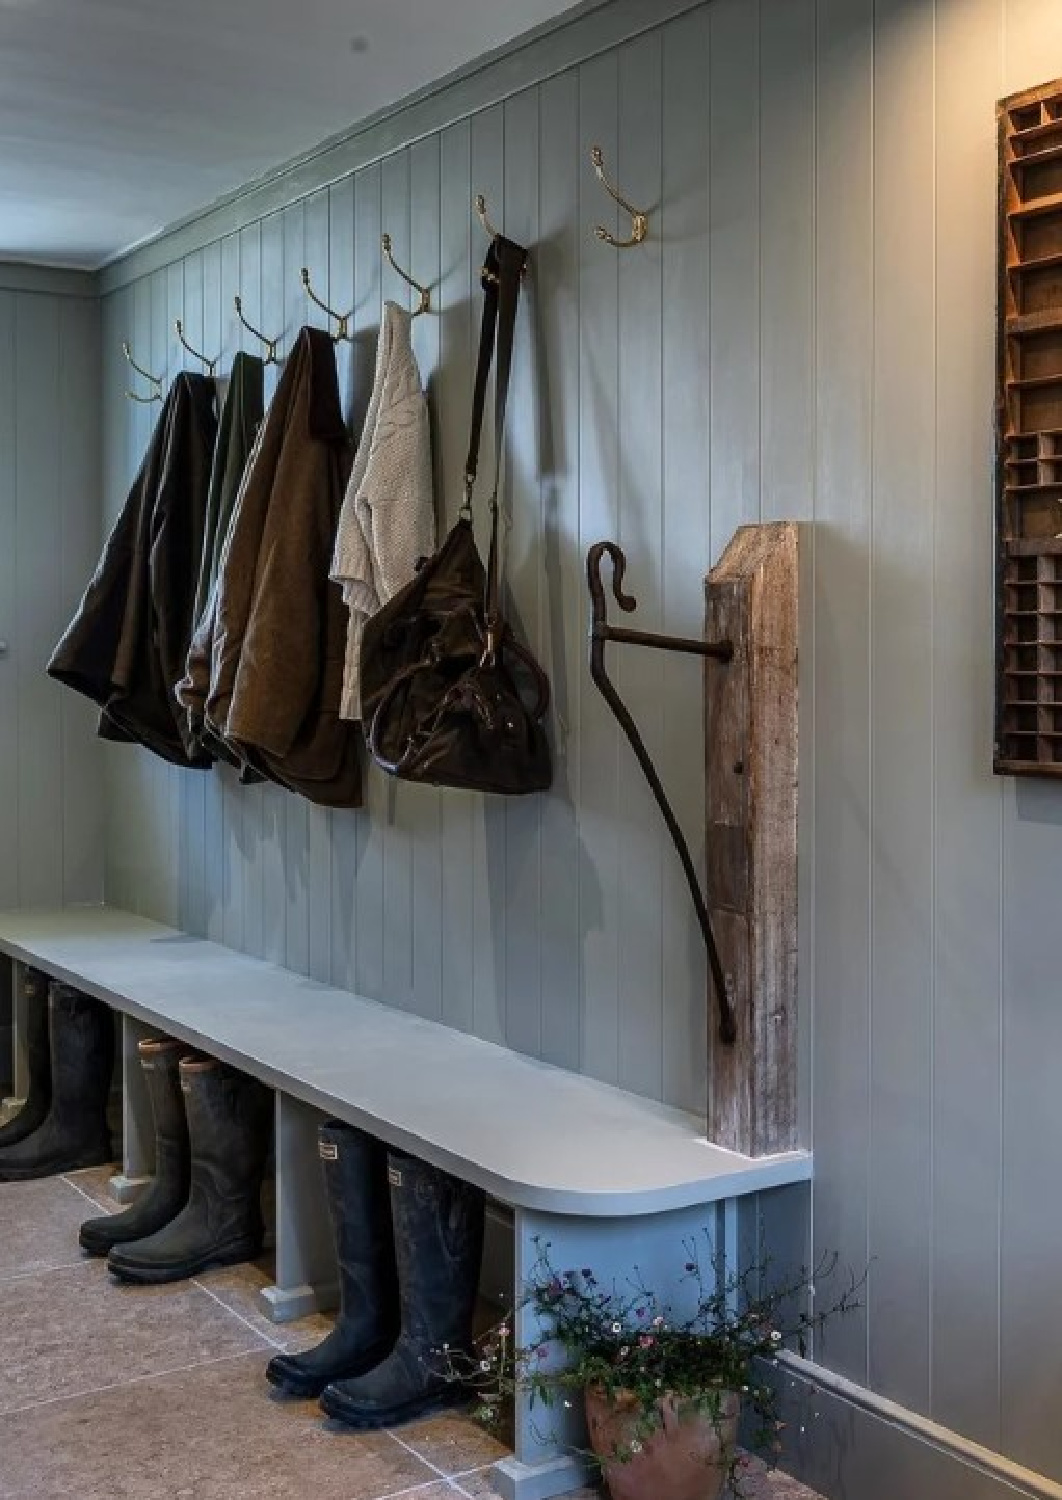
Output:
[
  {"xmin": 174, "ymin": 320, "xmax": 218, "ymax": 375},
  {"xmin": 472, "ymin": 194, "xmax": 528, "ymax": 285},
  {"xmin": 381, "ymin": 234, "xmax": 431, "ymax": 316},
  {"xmin": 121, "ymin": 340, "xmax": 163, "ymax": 404},
  {"xmin": 589, "ymin": 145, "xmax": 650, "ymax": 248},
  {"xmin": 587, "ymin": 540, "xmax": 736, "ymax": 1045},
  {"xmin": 474, "ymin": 192, "xmax": 501, "ymax": 242},
  {"xmin": 300, "ymin": 267, "xmax": 352, "ymax": 342},
  {"xmin": 234, "ymin": 296, "xmax": 281, "ymax": 365}
]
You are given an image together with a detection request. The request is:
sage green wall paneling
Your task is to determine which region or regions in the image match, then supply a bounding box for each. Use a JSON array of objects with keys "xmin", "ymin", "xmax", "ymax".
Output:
[
  {"xmin": 180, "ymin": 248, "xmax": 207, "ymax": 942},
  {"xmin": 758, "ymin": 0, "xmax": 816, "ymax": 1154},
  {"xmin": 328, "ymin": 174, "xmax": 358, "ymax": 998},
  {"xmin": 615, "ymin": 29, "xmax": 666, "ymax": 1102},
  {"xmin": 0, "ymin": 289, "xmax": 103, "ymax": 913},
  {"xmin": 58, "ymin": 295, "xmax": 105, "ymax": 906},
  {"xmin": 537, "ymin": 66, "xmax": 582, "ymax": 1078},
  {"xmin": 16, "ymin": 295, "xmax": 63, "ymax": 907},
  {"xmin": 305, "ymin": 188, "xmax": 334, "ymax": 990},
  {"xmin": 502, "ymin": 83, "xmax": 544, "ymax": 1064},
  {"xmin": 259, "ymin": 209, "xmax": 287, "ymax": 971},
  {"xmin": 660, "ymin": 6, "xmax": 711, "ymax": 1115},
  {"xmin": 809, "ymin": 0, "xmax": 875, "ymax": 1388},
  {"xmin": 999, "ymin": 4, "xmax": 1062, "ymax": 1481},
  {"xmin": 201, "ymin": 237, "xmax": 225, "ymax": 947},
  {"xmin": 351, "ymin": 161, "xmax": 385, "ymax": 1004},
  {"xmin": 437, "ymin": 119, "xmax": 477, "ymax": 1040},
  {"xmin": 576, "ymin": 49, "xmax": 622, "ymax": 1088},
  {"xmin": 931, "ymin": 0, "xmax": 1003, "ymax": 1452},
  {"xmin": 283, "ymin": 196, "xmax": 312, "ymax": 981},
  {"xmin": 409, "ymin": 135, "xmax": 445, "ymax": 1023},
  {"xmin": 868, "ymin": 0, "xmax": 936, "ymax": 1415},
  {"xmin": 380, "ymin": 149, "xmax": 418, "ymax": 1017},
  {"xmin": 469, "ymin": 105, "xmax": 508, "ymax": 1051}
]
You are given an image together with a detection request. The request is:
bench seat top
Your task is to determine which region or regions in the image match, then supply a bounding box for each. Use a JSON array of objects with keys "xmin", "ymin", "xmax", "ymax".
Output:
[{"xmin": 0, "ymin": 906, "xmax": 811, "ymax": 1218}]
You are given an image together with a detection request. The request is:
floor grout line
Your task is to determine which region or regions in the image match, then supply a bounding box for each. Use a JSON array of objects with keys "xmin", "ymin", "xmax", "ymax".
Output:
[
  {"xmin": 388, "ymin": 1430, "xmax": 458, "ymax": 1484},
  {"xmin": 191, "ymin": 1276, "xmax": 287, "ymax": 1352},
  {"xmin": 0, "ymin": 1257, "xmax": 92, "ymax": 1284},
  {"xmin": 58, "ymin": 1171, "xmax": 115, "ymax": 1213},
  {"xmin": 0, "ymin": 1348, "xmax": 263, "ymax": 1420}
]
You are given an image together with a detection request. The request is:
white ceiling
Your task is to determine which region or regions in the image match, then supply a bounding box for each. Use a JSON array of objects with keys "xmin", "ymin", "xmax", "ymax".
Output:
[{"xmin": 0, "ymin": 0, "xmax": 584, "ymax": 270}]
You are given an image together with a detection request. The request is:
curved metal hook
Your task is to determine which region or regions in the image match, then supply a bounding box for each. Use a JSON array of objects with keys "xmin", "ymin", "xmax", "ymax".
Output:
[
  {"xmin": 381, "ymin": 233, "xmax": 431, "ymax": 317},
  {"xmin": 590, "ymin": 145, "xmax": 650, "ymax": 249},
  {"xmin": 474, "ymin": 193, "xmax": 501, "ymax": 242},
  {"xmin": 587, "ymin": 542, "xmax": 736, "ymax": 1045},
  {"xmin": 301, "ymin": 267, "xmax": 352, "ymax": 342},
  {"xmin": 174, "ymin": 320, "xmax": 217, "ymax": 375},
  {"xmin": 121, "ymin": 340, "xmax": 163, "ymax": 403},
  {"xmin": 234, "ymin": 296, "xmax": 281, "ymax": 365}
]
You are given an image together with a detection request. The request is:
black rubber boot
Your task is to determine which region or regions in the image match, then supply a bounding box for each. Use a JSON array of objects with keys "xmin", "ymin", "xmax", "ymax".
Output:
[
  {"xmin": 319, "ymin": 1150, "xmax": 485, "ymax": 1429},
  {"xmin": 79, "ymin": 1038, "xmax": 191, "ymax": 1257},
  {"xmin": 0, "ymin": 983, "xmax": 113, "ymax": 1182},
  {"xmin": 266, "ymin": 1122, "xmax": 400, "ymax": 1398},
  {"xmin": 106, "ymin": 1056, "xmax": 272, "ymax": 1284},
  {"xmin": 0, "ymin": 968, "xmax": 52, "ymax": 1149}
]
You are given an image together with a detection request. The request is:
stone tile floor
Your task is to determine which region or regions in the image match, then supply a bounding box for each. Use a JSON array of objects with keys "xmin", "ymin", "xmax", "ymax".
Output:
[{"xmin": 0, "ymin": 1169, "xmax": 824, "ymax": 1499}]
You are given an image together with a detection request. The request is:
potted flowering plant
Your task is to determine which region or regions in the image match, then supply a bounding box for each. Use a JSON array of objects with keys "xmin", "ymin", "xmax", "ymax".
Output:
[{"xmin": 448, "ymin": 1235, "xmax": 859, "ymax": 1500}]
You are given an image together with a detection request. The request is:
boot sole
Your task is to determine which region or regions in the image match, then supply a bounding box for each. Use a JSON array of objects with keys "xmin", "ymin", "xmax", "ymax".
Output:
[
  {"xmin": 319, "ymin": 1384, "xmax": 471, "ymax": 1430},
  {"xmin": 265, "ymin": 1341, "xmax": 397, "ymax": 1401},
  {"xmin": 107, "ymin": 1240, "xmax": 262, "ymax": 1286},
  {"xmin": 0, "ymin": 1148, "xmax": 113, "ymax": 1183}
]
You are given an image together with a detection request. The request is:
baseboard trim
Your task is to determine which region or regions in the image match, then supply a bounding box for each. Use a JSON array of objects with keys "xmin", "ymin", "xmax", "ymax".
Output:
[{"xmin": 775, "ymin": 1353, "xmax": 1062, "ymax": 1500}]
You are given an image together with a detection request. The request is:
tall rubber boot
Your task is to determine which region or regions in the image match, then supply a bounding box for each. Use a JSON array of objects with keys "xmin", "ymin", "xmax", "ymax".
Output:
[
  {"xmin": 79, "ymin": 1038, "xmax": 191, "ymax": 1256},
  {"xmin": 266, "ymin": 1122, "xmax": 400, "ymax": 1398},
  {"xmin": 0, "ymin": 968, "xmax": 52, "ymax": 1149},
  {"xmin": 319, "ymin": 1150, "xmax": 485, "ymax": 1429},
  {"xmin": 106, "ymin": 1056, "xmax": 272, "ymax": 1284},
  {"xmin": 0, "ymin": 983, "xmax": 113, "ymax": 1181}
]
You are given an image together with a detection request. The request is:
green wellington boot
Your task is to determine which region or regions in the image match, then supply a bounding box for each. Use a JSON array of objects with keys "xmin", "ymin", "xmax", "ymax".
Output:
[
  {"xmin": 0, "ymin": 983, "xmax": 113, "ymax": 1182},
  {"xmin": 107, "ymin": 1056, "xmax": 271, "ymax": 1284},
  {"xmin": 266, "ymin": 1121, "xmax": 400, "ymax": 1398},
  {"xmin": 319, "ymin": 1150, "xmax": 485, "ymax": 1429},
  {"xmin": 79, "ymin": 1038, "xmax": 191, "ymax": 1256}
]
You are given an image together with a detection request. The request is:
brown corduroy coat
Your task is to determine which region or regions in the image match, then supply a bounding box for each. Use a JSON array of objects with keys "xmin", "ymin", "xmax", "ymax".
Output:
[{"xmin": 187, "ymin": 326, "xmax": 361, "ymax": 808}]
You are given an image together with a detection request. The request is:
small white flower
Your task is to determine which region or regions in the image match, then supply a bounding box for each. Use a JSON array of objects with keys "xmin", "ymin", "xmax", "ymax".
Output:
[
  {"xmin": 480, "ymin": 1359, "xmax": 491, "ymax": 1371},
  {"xmin": 619, "ymin": 1347, "xmax": 630, "ymax": 1358},
  {"xmin": 564, "ymin": 1399, "xmax": 573, "ymax": 1410},
  {"xmin": 771, "ymin": 1330, "xmax": 782, "ymax": 1345},
  {"xmin": 611, "ymin": 1321, "xmax": 622, "ymax": 1334},
  {"xmin": 630, "ymin": 1441, "xmax": 643, "ymax": 1454}
]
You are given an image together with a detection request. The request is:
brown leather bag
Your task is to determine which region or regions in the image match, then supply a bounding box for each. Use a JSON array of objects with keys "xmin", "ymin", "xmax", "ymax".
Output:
[{"xmin": 360, "ymin": 235, "xmax": 552, "ymax": 796}]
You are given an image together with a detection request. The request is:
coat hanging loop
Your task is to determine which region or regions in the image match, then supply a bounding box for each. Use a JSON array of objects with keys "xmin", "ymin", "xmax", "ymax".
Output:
[
  {"xmin": 174, "ymin": 321, "xmax": 218, "ymax": 375},
  {"xmin": 586, "ymin": 540, "xmax": 737, "ymax": 1045},
  {"xmin": 121, "ymin": 340, "xmax": 163, "ymax": 404},
  {"xmin": 300, "ymin": 267, "xmax": 352, "ymax": 342},
  {"xmin": 233, "ymin": 296, "xmax": 281, "ymax": 365},
  {"xmin": 589, "ymin": 145, "xmax": 650, "ymax": 248},
  {"xmin": 381, "ymin": 234, "xmax": 431, "ymax": 316}
]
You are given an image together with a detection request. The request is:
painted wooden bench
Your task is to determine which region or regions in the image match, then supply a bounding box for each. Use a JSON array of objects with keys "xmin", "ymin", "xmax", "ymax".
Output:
[{"xmin": 0, "ymin": 905, "xmax": 811, "ymax": 1500}]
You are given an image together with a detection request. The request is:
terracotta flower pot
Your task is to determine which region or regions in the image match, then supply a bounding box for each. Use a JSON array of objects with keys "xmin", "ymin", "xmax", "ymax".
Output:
[{"xmin": 584, "ymin": 1384, "xmax": 740, "ymax": 1500}]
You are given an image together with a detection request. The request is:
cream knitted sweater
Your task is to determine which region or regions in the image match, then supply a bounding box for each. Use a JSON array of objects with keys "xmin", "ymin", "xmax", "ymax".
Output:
[{"xmin": 330, "ymin": 301, "xmax": 435, "ymax": 721}]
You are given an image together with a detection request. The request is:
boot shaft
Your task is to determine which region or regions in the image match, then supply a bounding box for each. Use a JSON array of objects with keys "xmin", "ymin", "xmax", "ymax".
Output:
[
  {"xmin": 319, "ymin": 1121, "xmax": 399, "ymax": 1318},
  {"xmin": 138, "ymin": 1038, "xmax": 190, "ymax": 1166},
  {"xmin": 19, "ymin": 969, "xmax": 51, "ymax": 1085},
  {"xmin": 48, "ymin": 983, "xmax": 114, "ymax": 1114},
  {"xmin": 180, "ymin": 1057, "xmax": 272, "ymax": 1199},
  {"xmin": 387, "ymin": 1150, "xmax": 485, "ymax": 1351}
]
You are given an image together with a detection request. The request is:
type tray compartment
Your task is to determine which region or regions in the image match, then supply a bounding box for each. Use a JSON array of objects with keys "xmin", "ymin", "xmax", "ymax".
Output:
[{"xmin": 996, "ymin": 77, "xmax": 1062, "ymax": 777}]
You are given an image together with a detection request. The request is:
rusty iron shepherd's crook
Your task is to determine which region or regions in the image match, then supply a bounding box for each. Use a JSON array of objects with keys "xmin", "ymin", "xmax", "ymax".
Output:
[{"xmin": 586, "ymin": 542, "xmax": 737, "ymax": 1047}]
